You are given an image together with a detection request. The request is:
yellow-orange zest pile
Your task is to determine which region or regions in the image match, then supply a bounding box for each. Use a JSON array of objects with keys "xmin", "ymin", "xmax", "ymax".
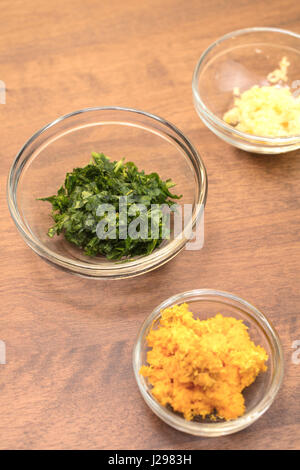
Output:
[{"xmin": 140, "ymin": 304, "xmax": 268, "ymax": 421}]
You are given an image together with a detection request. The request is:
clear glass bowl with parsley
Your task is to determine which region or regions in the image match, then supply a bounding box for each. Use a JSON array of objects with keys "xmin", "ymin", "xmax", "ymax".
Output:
[{"xmin": 8, "ymin": 107, "xmax": 207, "ymax": 279}]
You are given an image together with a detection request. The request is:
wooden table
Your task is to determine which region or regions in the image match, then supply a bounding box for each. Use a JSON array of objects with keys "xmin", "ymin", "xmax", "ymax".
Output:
[{"xmin": 0, "ymin": 0, "xmax": 299, "ymax": 450}]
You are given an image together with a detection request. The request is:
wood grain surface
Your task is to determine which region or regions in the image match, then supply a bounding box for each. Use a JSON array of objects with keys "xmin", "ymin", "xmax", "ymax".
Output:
[{"xmin": 0, "ymin": 0, "xmax": 300, "ymax": 450}]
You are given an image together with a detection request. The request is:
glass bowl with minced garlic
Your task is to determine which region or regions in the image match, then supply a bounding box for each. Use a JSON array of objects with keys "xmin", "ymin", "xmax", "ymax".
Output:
[
  {"xmin": 133, "ymin": 289, "xmax": 284, "ymax": 437},
  {"xmin": 193, "ymin": 27, "xmax": 300, "ymax": 154}
]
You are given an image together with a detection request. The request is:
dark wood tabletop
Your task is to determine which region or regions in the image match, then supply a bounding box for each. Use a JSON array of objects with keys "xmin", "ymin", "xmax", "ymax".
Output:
[{"xmin": 0, "ymin": 0, "xmax": 299, "ymax": 450}]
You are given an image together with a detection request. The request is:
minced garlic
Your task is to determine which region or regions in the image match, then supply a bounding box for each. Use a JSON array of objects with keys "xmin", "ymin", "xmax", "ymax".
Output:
[
  {"xmin": 267, "ymin": 56, "xmax": 290, "ymax": 83},
  {"xmin": 223, "ymin": 57, "xmax": 300, "ymax": 137},
  {"xmin": 140, "ymin": 304, "xmax": 268, "ymax": 421},
  {"xmin": 223, "ymin": 85, "xmax": 300, "ymax": 137}
]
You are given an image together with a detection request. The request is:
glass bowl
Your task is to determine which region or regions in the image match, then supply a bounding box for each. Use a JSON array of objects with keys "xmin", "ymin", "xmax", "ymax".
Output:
[
  {"xmin": 192, "ymin": 27, "xmax": 300, "ymax": 154},
  {"xmin": 7, "ymin": 107, "xmax": 207, "ymax": 279},
  {"xmin": 133, "ymin": 289, "xmax": 284, "ymax": 437}
]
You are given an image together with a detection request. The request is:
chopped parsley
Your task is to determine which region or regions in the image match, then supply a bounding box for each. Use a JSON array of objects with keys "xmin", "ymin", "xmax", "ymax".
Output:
[{"xmin": 39, "ymin": 153, "xmax": 181, "ymax": 260}]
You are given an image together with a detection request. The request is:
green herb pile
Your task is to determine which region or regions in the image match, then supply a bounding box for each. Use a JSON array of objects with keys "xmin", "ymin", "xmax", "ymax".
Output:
[{"xmin": 40, "ymin": 153, "xmax": 181, "ymax": 260}]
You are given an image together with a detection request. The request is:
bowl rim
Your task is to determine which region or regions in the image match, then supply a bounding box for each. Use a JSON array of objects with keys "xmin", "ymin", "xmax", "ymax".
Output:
[
  {"xmin": 7, "ymin": 106, "xmax": 207, "ymax": 278},
  {"xmin": 132, "ymin": 288, "xmax": 284, "ymax": 436},
  {"xmin": 192, "ymin": 26, "xmax": 300, "ymax": 144}
]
